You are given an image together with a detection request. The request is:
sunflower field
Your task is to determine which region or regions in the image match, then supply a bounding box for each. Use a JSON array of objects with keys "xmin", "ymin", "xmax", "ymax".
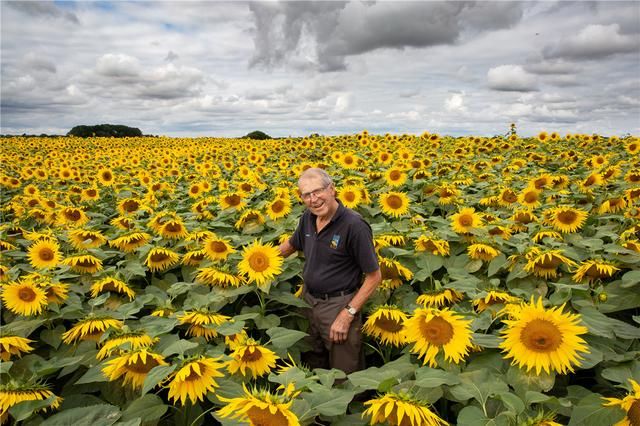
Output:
[{"xmin": 0, "ymin": 129, "xmax": 639, "ymax": 426}]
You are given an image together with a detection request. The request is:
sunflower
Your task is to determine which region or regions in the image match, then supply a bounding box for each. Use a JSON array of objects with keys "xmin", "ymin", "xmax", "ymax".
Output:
[
  {"xmin": 117, "ymin": 198, "xmax": 145, "ymax": 216},
  {"xmin": 414, "ymin": 235, "xmax": 450, "ymax": 256},
  {"xmin": 437, "ymin": 185, "xmax": 459, "ymax": 205},
  {"xmin": 363, "ymin": 305, "xmax": 409, "ymax": 347},
  {"xmin": 532, "ymin": 229, "xmax": 563, "ymax": 243},
  {"xmin": 196, "ymin": 266, "xmax": 244, "ymax": 287},
  {"xmin": 235, "ymin": 209, "xmax": 265, "ymax": 230},
  {"xmin": 27, "ymin": 239, "xmax": 61, "ymax": 270},
  {"xmin": 511, "ymin": 210, "xmax": 538, "ymax": 231},
  {"xmin": 109, "ymin": 232, "xmax": 151, "ymax": 252},
  {"xmin": 0, "ymin": 384, "xmax": 62, "ymax": 417},
  {"xmin": 450, "ymin": 207, "xmax": 483, "ymax": 234},
  {"xmin": 237, "ymin": 240, "xmax": 283, "ymax": 287},
  {"xmin": 167, "ymin": 356, "xmax": 226, "ymax": 405},
  {"xmin": 338, "ymin": 185, "xmax": 363, "ymax": 209},
  {"xmin": 1, "ymin": 280, "xmax": 48, "ymax": 316},
  {"xmin": 67, "ymin": 229, "xmax": 107, "ymax": 250},
  {"xmin": 225, "ymin": 329, "xmax": 249, "ymax": 351},
  {"xmin": 416, "ymin": 289, "xmax": 464, "ymax": 308},
  {"xmin": 182, "ymin": 249, "xmax": 207, "ymax": 266},
  {"xmin": 158, "ymin": 219, "xmax": 189, "ymax": 240},
  {"xmin": 599, "ymin": 197, "xmax": 627, "ymax": 214},
  {"xmin": 498, "ymin": 188, "xmax": 519, "ymax": 208},
  {"xmin": 97, "ymin": 167, "xmax": 115, "ymax": 186},
  {"xmin": 487, "ymin": 225, "xmax": 513, "ymax": 240},
  {"xmin": 81, "ymin": 186, "xmax": 100, "ymax": 202},
  {"xmin": 219, "ymin": 192, "xmax": 246, "ymax": 210},
  {"xmin": 379, "ymin": 191, "xmax": 411, "ymax": 218},
  {"xmin": 226, "ymin": 339, "xmax": 279, "ymax": 378},
  {"xmin": 192, "ymin": 197, "xmax": 214, "ymax": 220},
  {"xmin": 572, "ymin": 259, "xmax": 620, "ymax": 283},
  {"xmin": 110, "ymin": 215, "xmax": 136, "ymax": 230},
  {"xmin": 362, "ymin": 391, "xmax": 447, "ymax": 426},
  {"xmin": 0, "ymin": 335, "xmax": 34, "ymax": 361},
  {"xmin": 467, "ymin": 243, "xmax": 500, "ymax": 261},
  {"xmin": 602, "ymin": 378, "xmax": 640, "ymax": 426},
  {"xmin": 203, "ymin": 235, "xmax": 235, "ymax": 262},
  {"xmin": 144, "ymin": 247, "xmax": 180, "ymax": 272},
  {"xmin": 384, "ymin": 167, "xmax": 408, "ymax": 187},
  {"xmin": 62, "ymin": 316, "xmax": 123, "ymax": 344},
  {"xmin": 521, "ymin": 412, "xmax": 563, "ymax": 426},
  {"xmin": 473, "ymin": 290, "xmax": 520, "ymax": 314},
  {"xmin": 266, "ymin": 197, "xmax": 292, "ymax": 221},
  {"xmin": 178, "ymin": 310, "xmax": 230, "ymax": 340},
  {"xmin": 56, "ymin": 206, "xmax": 90, "ymax": 227},
  {"xmin": 519, "ymin": 187, "xmax": 542, "ymax": 209},
  {"xmin": 404, "ymin": 308, "xmax": 473, "ymax": 367},
  {"xmin": 524, "ymin": 249, "xmax": 577, "ymax": 279},
  {"xmin": 379, "ymin": 257, "xmax": 413, "ymax": 288},
  {"xmin": 499, "ymin": 297, "xmax": 589, "ymax": 375},
  {"xmin": 102, "ymin": 349, "xmax": 168, "ymax": 390},
  {"xmin": 217, "ymin": 384, "xmax": 300, "ymax": 426},
  {"xmin": 96, "ymin": 331, "xmax": 158, "ymax": 360},
  {"xmin": 546, "ymin": 206, "xmax": 588, "ymax": 233},
  {"xmin": 61, "ymin": 254, "xmax": 103, "ymax": 274},
  {"xmin": 90, "ymin": 277, "xmax": 135, "ymax": 300}
]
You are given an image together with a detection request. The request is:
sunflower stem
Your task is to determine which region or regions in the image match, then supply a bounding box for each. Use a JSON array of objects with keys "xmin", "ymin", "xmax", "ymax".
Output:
[{"xmin": 190, "ymin": 403, "xmax": 217, "ymax": 426}]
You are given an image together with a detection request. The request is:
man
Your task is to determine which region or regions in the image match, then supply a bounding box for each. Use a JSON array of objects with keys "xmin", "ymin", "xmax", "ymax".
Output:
[{"xmin": 279, "ymin": 168, "xmax": 381, "ymax": 374}]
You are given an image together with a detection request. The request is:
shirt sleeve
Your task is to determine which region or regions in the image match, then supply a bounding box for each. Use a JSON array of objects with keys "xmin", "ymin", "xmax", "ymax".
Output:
[
  {"xmin": 289, "ymin": 212, "xmax": 305, "ymax": 251},
  {"xmin": 348, "ymin": 217, "xmax": 379, "ymax": 274}
]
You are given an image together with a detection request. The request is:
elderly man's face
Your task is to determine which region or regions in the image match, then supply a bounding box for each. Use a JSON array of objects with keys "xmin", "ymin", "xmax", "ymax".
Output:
[{"xmin": 298, "ymin": 176, "xmax": 335, "ymax": 218}]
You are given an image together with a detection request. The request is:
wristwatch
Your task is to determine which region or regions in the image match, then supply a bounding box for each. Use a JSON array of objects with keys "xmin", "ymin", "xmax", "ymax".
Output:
[{"xmin": 345, "ymin": 304, "xmax": 357, "ymax": 316}]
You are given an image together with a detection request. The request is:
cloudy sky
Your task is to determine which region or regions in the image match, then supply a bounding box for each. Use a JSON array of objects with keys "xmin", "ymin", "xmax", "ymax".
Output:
[{"xmin": 1, "ymin": 1, "xmax": 639, "ymax": 137}]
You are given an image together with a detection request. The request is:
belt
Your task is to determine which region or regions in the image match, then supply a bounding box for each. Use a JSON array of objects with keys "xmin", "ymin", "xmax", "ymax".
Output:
[{"xmin": 308, "ymin": 287, "xmax": 356, "ymax": 300}]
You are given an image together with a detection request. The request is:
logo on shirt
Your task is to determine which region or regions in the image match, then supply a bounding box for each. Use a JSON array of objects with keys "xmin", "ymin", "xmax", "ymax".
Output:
[{"xmin": 330, "ymin": 234, "xmax": 341, "ymax": 249}]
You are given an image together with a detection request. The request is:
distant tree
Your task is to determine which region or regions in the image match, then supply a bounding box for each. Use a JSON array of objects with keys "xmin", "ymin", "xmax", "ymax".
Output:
[
  {"xmin": 243, "ymin": 130, "xmax": 271, "ymax": 140},
  {"xmin": 67, "ymin": 124, "xmax": 142, "ymax": 138}
]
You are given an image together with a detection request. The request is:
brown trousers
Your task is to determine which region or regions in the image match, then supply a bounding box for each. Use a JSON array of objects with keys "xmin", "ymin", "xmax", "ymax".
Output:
[{"xmin": 302, "ymin": 291, "xmax": 363, "ymax": 374}]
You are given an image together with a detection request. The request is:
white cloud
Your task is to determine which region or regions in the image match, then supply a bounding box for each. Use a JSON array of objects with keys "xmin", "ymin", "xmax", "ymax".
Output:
[
  {"xmin": 445, "ymin": 93, "xmax": 466, "ymax": 112},
  {"xmin": 96, "ymin": 54, "xmax": 141, "ymax": 78},
  {"xmin": 487, "ymin": 65, "xmax": 538, "ymax": 92},
  {"xmin": 543, "ymin": 24, "xmax": 639, "ymax": 60}
]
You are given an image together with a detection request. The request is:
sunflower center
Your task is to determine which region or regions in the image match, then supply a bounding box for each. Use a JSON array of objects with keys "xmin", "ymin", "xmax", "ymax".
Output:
[
  {"xmin": 65, "ymin": 210, "xmax": 81, "ymax": 221},
  {"xmin": 534, "ymin": 178, "xmax": 547, "ymax": 189},
  {"xmin": 458, "ymin": 214, "xmax": 473, "ymax": 227},
  {"xmin": 520, "ymin": 319, "xmax": 562, "ymax": 352},
  {"xmin": 150, "ymin": 253, "xmax": 169, "ymax": 262},
  {"xmin": 584, "ymin": 175, "xmax": 596, "ymax": 186},
  {"xmin": 524, "ymin": 192, "xmax": 539, "ymax": 203},
  {"xmin": 102, "ymin": 171, "xmax": 113, "ymax": 181},
  {"xmin": 18, "ymin": 287, "xmax": 37, "ymax": 302},
  {"xmin": 248, "ymin": 253, "xmax": 269, "ymax": 272},
  {"xmin": 557, "ymin": 210, "xmax": 577, "ymax": 224},
  {"xmin": 122, "ymin": 200, "xmax": 139, "ymax": 212},
  {"xmin": 241, "ymin": 347, "xmax": 264, "ymax": 362},
  {"xmin": 389, "ymin": 170, "xmax": 402, "ymax": 181},
  {"xmin": 343, "ymin": 191, "xmax": 356, "ymax": 202},
  {"xmin": 271, "ymin": 200, "xmax": 284, "ymax": 213},
  {"xmin": 77, "ymin": 259, "xmax": 96, "ymax": 267},
  {"xmin": 386, "ymin": 195, "xmax": 403, "ymax": 209},
  {"xmin": 539, "ymin": 255, "xmax": 562, "ymax": 269},
  {"xmin": 209, "ymin": 241, "xmax": 228, "ymax": 253},
  {"xmin": 164, "ymin": 223, "xmax": 182, "ymax": 233},
  {"xmin": 502, "ymin": 190, "xmax": 517, "ymax": 203},
  {"xmin": 421, "ymin": 240, "xmax": 438, "ymax": 252},
  {"xmin": 374, "ymin": 316, "xmax": 404, "ymax": 333},
  {"xmin": 420, "ymin": 316, "xmax": 454, "ymax": 346},
  {"xmin": 488, "ymin": 227, "xmax": 505, "ymax": 236},
  {"xmin": 246, "ymin": 406, "xmax": 288, "ymax": 426},
  {"xmin": 225, "ymin": 195, "xmax": 241, "ymax": 206},
  {"xmin": 190, "ymin": 185, "xmax": 200, "ymax": 194},
  {"xmin": 127, "ymin": 356, "xmax": 159, "ymax": 374},
  {"xmin": 627, "ymin": 399, "xmax": 640, "ymax": 426},
  {"xmin": 39, "ymin": 248, "xmax": 54, "ymax": 261},
  {"xmin": 184, "ymin": 366, "xmax": 205, "ymax": 381}
]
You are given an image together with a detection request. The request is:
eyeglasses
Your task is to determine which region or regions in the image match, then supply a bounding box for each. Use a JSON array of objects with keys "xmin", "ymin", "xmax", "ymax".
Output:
[{"xmin": 300, "ymin": 184, "xmax": 330, "ymax": 201}]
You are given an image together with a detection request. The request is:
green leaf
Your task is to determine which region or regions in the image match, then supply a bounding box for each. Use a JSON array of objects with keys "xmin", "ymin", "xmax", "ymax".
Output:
[
  {"xmin": 449, "ymin": 369, "xmax": 509, "ymax": 405},
  {"xmin": 161, "ymin": 339, "xmax": 199, "ymax": 357},
  {"xmin": 568, "ymin": 393, "xmax": 625, "ymax": 426},
  {"xmin": 113, "ymin": 420, "xmax": 141, "ymax": 426},
  {"xmin": 142, "ymin": 364, "xmax": 176, "ymax": 396},
  {"xmin": 414, "ymin": 366, "xmax": 461, "ymax": 388},
  {"xmin": 472, "ymin": 333, "xmax": 502, "ymax": 348},
  {"xmin": 498, "ymin": 392, "xmax": 525, "ymax": 415},
  {"xmin": 138, "ymin": 316, "xmax": 177, "ymax": 337},
  {"xmin": 120, "ymin": 394, "xmax": 168, "ymax": 424},
  {"xmin": 348, "ymin": 367, "xmax": 401, "ymax": 390},
  {"xmin": 9, "ymin": 395, "xmax": 57, "ymax": 422},
  {"xmin": 254, "ymin": 313, "xmax": 280, "ymax": 329},
  {"xmin": 621, "ymin": 270, "xmax": 640, "ymax": 288},
  {"xmin": 266, "ymin": 327, "xmax": 307, "ymax": 348},
  {"xmin": 40, "ymin": 404, "xmax": 121, "ymax": 426},
  {"xmin": 0, "ymin": 361, "xmax": 12, "ymax": 374},
  {"xmin": 88, "ymin": 292, "xmax": 110, "ymax": 307},
  {"xmin": 303, "ymin": 388, "xmax": 355, "ymax": 417},
  {"xmin": 215, "ymin": 320, "xmax": 245, "ymax": 336},
  {"xmin": 488, "ymin": 254, "xmax": 509, "ymax": 277},
  {"xmin": 40, "ymin": 325, "xmax": 64, "ymax": 349},
  {"xmin": 601, "ymin": 361, "xmax": 640, "ymax": 384},
  {"xmin": 457, "ymin": 406, "xmax": 487, "ymax": 426},
  {"xmin": 211, "ymin": 377, "xmax": 246, "ymax": 400},
  {"xmin": 267, "ymin": 290, "xmax": 309, "ymax": 308},
  {"xmin": 465, "ymin": 259, "xmax": 483, "ymax": 273},
  {"xmin": 75, "ymin": 363, "xmax": 109, "ymax": 385}
]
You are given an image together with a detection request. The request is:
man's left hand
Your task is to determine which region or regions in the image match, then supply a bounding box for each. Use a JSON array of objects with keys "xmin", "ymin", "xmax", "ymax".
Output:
[{"xmin": 329, "ymin": 310, "xmax": 353, "ymax": 343}]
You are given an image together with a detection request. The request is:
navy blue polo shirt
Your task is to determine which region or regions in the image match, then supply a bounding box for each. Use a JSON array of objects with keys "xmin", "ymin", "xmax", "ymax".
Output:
[{"xmin": 290, "ymin": 200, "xmax": 379, "ymax": 294}]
